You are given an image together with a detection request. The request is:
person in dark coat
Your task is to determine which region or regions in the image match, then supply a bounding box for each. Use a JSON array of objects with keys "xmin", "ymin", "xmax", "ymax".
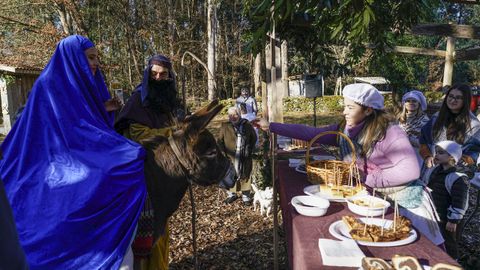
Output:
[
  {"xmin": 422, "ymin": 140, "xmax": 470, "ymax": 259},
  {"xmin": 115, "ymin": 54, "xmax": 184, "ymax": 270},
  {"xmin": 217, "ymin": 106, "xmax": 257, "ymax": 205}
]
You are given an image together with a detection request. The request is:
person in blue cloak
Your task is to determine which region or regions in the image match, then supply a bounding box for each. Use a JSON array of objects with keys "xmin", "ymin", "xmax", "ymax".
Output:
[{"xmin": 0, "ymin": 35, "xmax": 146, "ymax": 270}]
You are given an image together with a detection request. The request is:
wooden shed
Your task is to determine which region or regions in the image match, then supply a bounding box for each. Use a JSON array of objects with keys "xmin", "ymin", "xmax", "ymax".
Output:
[{"xmin": 0, "ymin": 63, "xmax": 42, "ymax": 134}]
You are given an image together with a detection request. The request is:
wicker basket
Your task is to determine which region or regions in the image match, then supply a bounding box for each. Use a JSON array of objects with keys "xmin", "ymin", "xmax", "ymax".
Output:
[{"xmin": 305, "ymin": 131, "xmax": 361, "ymax": 188}]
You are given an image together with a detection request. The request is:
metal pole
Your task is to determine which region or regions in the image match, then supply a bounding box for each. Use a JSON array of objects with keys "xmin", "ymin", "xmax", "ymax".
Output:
[
  {"xmin": 313, "ymin": 97, "xmax": 317, "ymax": 127},
  {"xmin": 271, "ymin": 133, "xmax": 279, "ymax": 270}
]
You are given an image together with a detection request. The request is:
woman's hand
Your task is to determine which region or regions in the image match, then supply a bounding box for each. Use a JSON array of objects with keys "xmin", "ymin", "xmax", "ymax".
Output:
[
  {"xmin": 252, "ymin": 118, "xmax": 270, "ymax": 132},
  {"xmin": 424, "ymin": 156, "xmax": 435, "ymax": 168},
  {"xmin": 104, "ymin": 97, "xmax": 122, "ymax": 112}
]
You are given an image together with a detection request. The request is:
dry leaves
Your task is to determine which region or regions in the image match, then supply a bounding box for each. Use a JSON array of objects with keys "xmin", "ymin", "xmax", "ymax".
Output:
[{"xmin": 168, "ymin": 186, "xmax": 288, "ymax": 270}]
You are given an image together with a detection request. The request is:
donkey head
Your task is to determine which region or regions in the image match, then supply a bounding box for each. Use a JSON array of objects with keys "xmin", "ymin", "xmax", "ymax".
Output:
[{"xmin": 145, "ymin": 100, "xmax": 234, "ymax": 187}]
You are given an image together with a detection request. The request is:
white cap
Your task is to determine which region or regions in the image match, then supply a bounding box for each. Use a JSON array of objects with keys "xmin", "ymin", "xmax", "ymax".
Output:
[
  {"xmin": 402, "ymin": 90, "xmax": 427, "ymax": 111},
  {"xmin": 342, "ymin": 83, "xmax": 384, "ymax": 110},
  {"xmin": 436, "ymin": 140, "xmax": 462, "ymax": 164}
]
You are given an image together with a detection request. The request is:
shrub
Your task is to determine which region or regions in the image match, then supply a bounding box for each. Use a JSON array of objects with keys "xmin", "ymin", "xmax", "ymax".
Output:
[{"xmin": 190, "ymin": 91, "xmax": 443, "ymax": 115}]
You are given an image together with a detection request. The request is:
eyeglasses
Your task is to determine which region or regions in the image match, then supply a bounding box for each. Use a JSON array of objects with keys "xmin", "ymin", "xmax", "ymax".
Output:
[
  {"xmin": 405, "ymin": 99, "xmax": 418, "ymax": 103},
  {"xmin": 447, "ymin": 94, "xmax": 464, "ymax": 101}
]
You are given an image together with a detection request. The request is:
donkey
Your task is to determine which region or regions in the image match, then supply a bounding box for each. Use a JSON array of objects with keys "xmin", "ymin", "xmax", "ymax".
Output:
[{"xmin": 141, "ymin": 100, "xmax": 235, "ymax": 241}]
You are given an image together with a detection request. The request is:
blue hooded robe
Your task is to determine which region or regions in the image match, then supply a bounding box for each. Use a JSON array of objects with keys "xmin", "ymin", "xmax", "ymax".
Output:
[{"xmin": 0, "ymin": 35, "xmax": 146, "ymax": 270}]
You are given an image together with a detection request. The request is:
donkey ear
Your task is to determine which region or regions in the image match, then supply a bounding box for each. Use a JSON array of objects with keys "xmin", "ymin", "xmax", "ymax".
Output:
[
  {"xmin": 184, "ymin": 103, "xmax": 223, "ymax": 135},
  {"xmin": 188, "ymin": 99, "xmax": 220, "ymax": 118}
]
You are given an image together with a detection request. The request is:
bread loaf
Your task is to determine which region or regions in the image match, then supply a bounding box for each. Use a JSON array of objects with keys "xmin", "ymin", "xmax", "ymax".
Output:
[
  {"xmin": 391, "ymin": 255, "xmax": 424, "ymax": 270},
  {"xmin": 361, "ymin": 257, "xmax": 394, "ymax": 270}
]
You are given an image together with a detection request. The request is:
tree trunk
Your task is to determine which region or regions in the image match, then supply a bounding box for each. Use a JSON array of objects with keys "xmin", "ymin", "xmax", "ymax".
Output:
[
  {"xmin": 167, "ymin": 0, "xmax": 176, "ymax": 58},
  {"xmin": 254, "ymin": 53, "xmax": 262, "ymax": 99},
  {"xmin": 207, "ymin": 0, "xmax": 217, "ymax": 101}
]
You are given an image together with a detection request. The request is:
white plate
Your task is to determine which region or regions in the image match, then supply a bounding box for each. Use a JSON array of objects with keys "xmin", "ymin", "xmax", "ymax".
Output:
[
  {"xmin": 358, "ymin": 263, "xmax": 431, "ymax": 270},
  {"xmin": 304, "ymin": 184, "xmax": 367, "ymax": 202},
  {"xmin": 295, "ymin": 164, "xmax": 307, "ymax": 174},
  {"xmin": 329, "ymin": 218, "xmax": 418, "ymax": 247}
]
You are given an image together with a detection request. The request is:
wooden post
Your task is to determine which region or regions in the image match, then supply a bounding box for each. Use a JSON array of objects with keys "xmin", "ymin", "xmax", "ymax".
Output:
[
  {"xmin": 281, "ymin": 40, "xmax": 288, "ymax": 97},
  {"xmin": 254, "ymin": 53, "xmax": 262, "ymax": 98},
  {"xmin": 265, "ymin": 44, "xmax": 271, "ymax": 119},
  {"xmin": 271, "ymin": 133, "xmax": 278, "ymax": 270},
  {"xmin": 268, "ymin": 30, "xmax": 277, "ymax": 123},
  {"xmin": 443, "ymin": 36, "xmax": 455, "ymax": 87},
  {"xmin": 0, "ymin": 77, "xmax": 12, "ymax": 133},
  {"xmin": 266, "ymin": 31, "xmax": 284, "ymax": 123}
]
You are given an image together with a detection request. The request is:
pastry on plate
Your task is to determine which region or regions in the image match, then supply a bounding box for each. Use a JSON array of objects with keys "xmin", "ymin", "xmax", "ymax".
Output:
[
  {"xmin": 391, "ymin": 255, "xmax": 424, "ymax": 270},
  {"xmin": 361, "ymin": 257, "xmax": 394, "ymax": 270}
]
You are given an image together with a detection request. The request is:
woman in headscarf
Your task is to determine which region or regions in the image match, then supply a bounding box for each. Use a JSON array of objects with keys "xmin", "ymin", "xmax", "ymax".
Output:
[
  {"xmin": 254, "ymin": 83, "xmax": 444, "ymax": 246},
  {"xmin": 0, "ymin": 35, "xmax": 146, "ymax": 269},
  {"xmin": 115, "ymin": 55, "xmax": 184, "ymax": 270},
  {"xmin": 397, "ymin": 90, "xmax": 430, "ymax": 165}
]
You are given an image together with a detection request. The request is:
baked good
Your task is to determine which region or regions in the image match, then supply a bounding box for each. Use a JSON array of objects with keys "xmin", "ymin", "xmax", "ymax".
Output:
[
  {"xmin": 431, "ymin": 263, "xmax": 463, "ymax": 270},
  {"xmin": 342, "ymin": 216, "xmax": 363, "ymax": 230},
  {"xmin": 291, "ymin": 138, "xmax": 308, "ymax": 149},
  {"xmin": 391, "ymin": 255, "xmax": 424, "ymax": 270},
  {"xmin": 341, "ymin": 215, "xmax": 412, "ymax": 242},
  {"xmin": 361, "ymin": 257, "xmax": 394, "ymax": 270},
  {"xmin": 350, "ymin": 229, "xmax": 374, "ymax": 242}
]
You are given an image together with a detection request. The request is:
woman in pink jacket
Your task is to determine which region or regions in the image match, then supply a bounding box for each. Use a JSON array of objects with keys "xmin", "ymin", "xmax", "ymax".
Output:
[{"xmin": 255, "ymin": 83, "xmax": 444, "ymax": 245}]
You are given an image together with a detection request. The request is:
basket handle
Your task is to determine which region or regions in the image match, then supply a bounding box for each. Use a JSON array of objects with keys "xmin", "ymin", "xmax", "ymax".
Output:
[{"xmin": 305, "ymin": 131, "xmax": 357, "ymax": 169}]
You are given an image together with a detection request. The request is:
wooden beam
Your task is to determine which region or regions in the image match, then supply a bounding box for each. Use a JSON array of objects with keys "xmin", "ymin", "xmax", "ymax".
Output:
[
  {"xmin": 443, "ymin": 37, "xmax": 455, "ymax": 87},
  {"xmin": 392, "ymin": 46, "xmax": 446, "ymax": 57},
  {"xmin": 445, "ymin": 0, "xmax": 480, "ymax": 5},
  {"xmin": 411, "ymin": 24, "xmax": 480, "ymax": 39},
  {"xmin": 366, "ymin": 44, "xmax": 446, "ymax": 57},
  {"xmin": 456, "ymin": 47, "xmax": 480, "ymax": 60}
]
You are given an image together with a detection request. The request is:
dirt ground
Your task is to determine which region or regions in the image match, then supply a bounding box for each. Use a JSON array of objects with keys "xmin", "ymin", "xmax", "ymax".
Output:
[{"xmin": 167, "ymin": 112, "xmax": 480, "ymax": 270}]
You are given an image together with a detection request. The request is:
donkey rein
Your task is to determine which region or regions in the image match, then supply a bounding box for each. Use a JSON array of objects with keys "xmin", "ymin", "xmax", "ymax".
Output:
[
  {"xmin": 168, "ymin": 135, "xmax": 199, "ymax": 269},
  {"xmin": 188, "ymin": 182, "xmax": 198, "ymax": 270}
]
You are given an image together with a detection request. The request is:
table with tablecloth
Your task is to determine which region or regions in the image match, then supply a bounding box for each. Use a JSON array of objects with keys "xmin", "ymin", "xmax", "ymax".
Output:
[{"xmin": 276, "ymin": 160, "xmax": 460, "ymax": 270}]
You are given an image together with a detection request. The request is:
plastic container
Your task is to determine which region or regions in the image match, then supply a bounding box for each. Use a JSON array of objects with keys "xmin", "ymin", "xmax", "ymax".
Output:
[
  {"xmin": 346, "ymin": 195, "xmax": 390, "ymax": 217},
  {"xmin": 291, "ymin": 195, "xmax": 330, "ymax": 217}
]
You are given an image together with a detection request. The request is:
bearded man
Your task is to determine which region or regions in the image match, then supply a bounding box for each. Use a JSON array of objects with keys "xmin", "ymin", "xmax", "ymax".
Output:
[{"xmin": 115, "ymin": 54, "xmax": 184, "ymax": 270}]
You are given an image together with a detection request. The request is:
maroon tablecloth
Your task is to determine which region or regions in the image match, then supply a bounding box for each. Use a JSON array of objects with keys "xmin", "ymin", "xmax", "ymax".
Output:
[{"xmin": 276, "ymin": 160, "xmax": 459, "ymax": 270}]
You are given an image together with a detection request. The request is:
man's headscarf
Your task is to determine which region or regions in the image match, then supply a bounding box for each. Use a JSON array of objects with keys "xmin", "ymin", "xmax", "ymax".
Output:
[
  {"xmin": 115, "ymin": 54, "xmax": 182, "ymax": 131},
  {"xmin": 0, "ymin": 35, "xmax": 146, "ymax": 269},
  {"xmin": 139, "ymin": 54, "xmax": 174, "ymax": 103}
]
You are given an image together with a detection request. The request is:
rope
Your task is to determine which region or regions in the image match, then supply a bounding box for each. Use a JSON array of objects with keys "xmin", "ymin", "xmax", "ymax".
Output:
[{"xmin": 188, "ymin": 183, "xmax": 198, "ymax": 270}]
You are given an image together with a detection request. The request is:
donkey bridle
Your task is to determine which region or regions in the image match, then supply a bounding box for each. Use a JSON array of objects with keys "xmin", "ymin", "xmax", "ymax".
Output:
[{"xmin": 167, "ymin": 135, "xmax": 231, "ymax": 183}]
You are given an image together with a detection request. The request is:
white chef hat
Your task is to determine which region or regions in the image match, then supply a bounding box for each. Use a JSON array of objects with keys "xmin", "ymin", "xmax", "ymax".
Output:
[
  {"xmin": 342, "ymin": 83, "xmax": 384, "ymax": 110},
  {"xmin": 436, "ymin": 140, "xmax": 462, "ymax": 164},
  {"xmin": 402, "ymin": 90, "xmax": 427, "ymax": 111}
]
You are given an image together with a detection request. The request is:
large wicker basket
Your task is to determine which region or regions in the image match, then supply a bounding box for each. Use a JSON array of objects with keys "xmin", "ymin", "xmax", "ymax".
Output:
[{"xmin": 305, "ymin": 131, "xmax": 361, "ymax": 187}]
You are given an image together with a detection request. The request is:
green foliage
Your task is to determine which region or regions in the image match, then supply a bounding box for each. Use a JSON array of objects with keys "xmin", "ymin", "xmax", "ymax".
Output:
[
  {"xmin": 244, "ymin": 0, "xmax": 436, "ymax": 54},
  {"xmin": 210, "ymin": 92, "xmax": 442, "ymax": 115},
  {"xmin": 424, "ymin": 91, "xmax": 444, "ymax": 103},
  {"xmin": 0, "ymin": 74, "xmax": 16, "ymax": 86}
]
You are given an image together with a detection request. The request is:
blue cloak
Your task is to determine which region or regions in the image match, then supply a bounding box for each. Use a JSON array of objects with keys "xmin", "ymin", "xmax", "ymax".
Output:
[{"xmin": 0, "ymin": 35, "xmax": 146, "ymax": 269}]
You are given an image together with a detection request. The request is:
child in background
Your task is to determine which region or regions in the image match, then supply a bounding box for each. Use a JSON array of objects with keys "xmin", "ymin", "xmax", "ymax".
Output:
[{"xmin": 422, "ymin": 140, "xmax": 470, "ymax": 259}]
